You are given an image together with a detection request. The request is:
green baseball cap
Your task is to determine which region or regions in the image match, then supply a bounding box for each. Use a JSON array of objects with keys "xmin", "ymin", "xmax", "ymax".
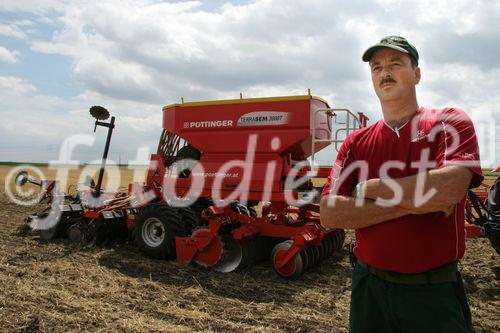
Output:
[{"xmin": 362, "ymin": 36, "xmax": 419, "ymax": 65}]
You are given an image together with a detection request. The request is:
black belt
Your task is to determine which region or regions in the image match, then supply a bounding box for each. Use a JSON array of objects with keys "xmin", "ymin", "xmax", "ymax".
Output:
[{"xmin": 357, "ymin": 260, "xmax": 458, "ymax": 285}]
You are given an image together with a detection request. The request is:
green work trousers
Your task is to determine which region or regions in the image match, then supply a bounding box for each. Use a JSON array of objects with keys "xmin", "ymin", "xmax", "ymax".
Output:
[{"xmin": 349, "ymin": 262, "xmax": 475, "ymax": 333}]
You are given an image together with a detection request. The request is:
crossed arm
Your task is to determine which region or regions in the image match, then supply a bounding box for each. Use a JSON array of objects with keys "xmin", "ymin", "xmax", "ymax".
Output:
[{"xmin": 319, "ymin": 166, "xmax": 473, "ymax": 230}]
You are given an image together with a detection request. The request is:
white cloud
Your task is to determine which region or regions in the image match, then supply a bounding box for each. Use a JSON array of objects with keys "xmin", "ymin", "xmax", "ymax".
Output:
[
  {"xmin": 37, "ymin": 17, "xmax": 55, "ymax": 25},
  {"xmin": 0, "ymin": 76, "xmax": 35, "ymax": 94},
  {"xmin": 0, "ymin": 46, "xmax": 20, "ymax": 63},
  {"xmin": 0, "ymin": 24, "xmax": 27, "ymax": 39},
  {"xmin": 0, "ymin": 78, "xmax": 161, "ymax": 163},
  {"xmin": 0, "ymin": 0, "xmax": 499, "ymax": 165},
  {"xmin": 0, "ymin": 0, "xmax": 67, "ymax": 15},
  {"xmin": 29, "ymin": 0, "xmax": 367, "ymax": 109},
  {"xmin": 12, "ymin": 19, "xmax": 35, "ymax": 27}
]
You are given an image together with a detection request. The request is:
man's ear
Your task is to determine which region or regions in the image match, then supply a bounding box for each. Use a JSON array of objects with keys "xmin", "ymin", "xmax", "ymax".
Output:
[{"xmin": 415, "ymin": 67, "xmax": 421, "ymax": 84}]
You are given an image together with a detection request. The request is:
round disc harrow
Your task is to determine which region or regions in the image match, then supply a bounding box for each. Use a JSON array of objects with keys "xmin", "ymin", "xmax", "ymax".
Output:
[
  {"xmin": 299, "ymin": 249, "xmax": 310, "ymax": 269},
  {"xmin": 311, "ymin": 245, "xmax": 321, "ymax": 265},
  {"xmin": 304, "ymin": 247, "xmax": 315, "ymax": 269},
  {"xmin": 191, "ymin": 228, "xmax": 224, "ymax": 268},
  {"xmin": 323, "ymin": 235, "xmax": 333, "ymax": 256},
  {"xmin": 67, "ymin": 223, "xmax": 85, "ymax": 243},
  {"xmin": 331, "ymin": 234, "xmax": 339, "ymax": 252},
  {"xmin": 332, "ymin": 234, "xmax": 338, "ymax": 252},
  {"xmin": 240, "ymin": 237, "xmax": 277, "ymax": 267},
  {"xmin": 213, "ymin": 235, "xmax": 243, "ymax": 273},
  {"xmin": 333, "ymin": 230, "xmax": 345, "ymax": 252},
  {"xmin": 336, "ymin": 230, "xmax": 346, "ymax": 250},
  {"xmin": 329, "ymin": 234, "xmax": 336, "ymax": 253},
  {"xmin": 318, "ymin": 242, "xmax": 326, "ymax": 260},
  {"xmin": 271, "ymin": 240, "xmax": 305, "ymax": 279}
]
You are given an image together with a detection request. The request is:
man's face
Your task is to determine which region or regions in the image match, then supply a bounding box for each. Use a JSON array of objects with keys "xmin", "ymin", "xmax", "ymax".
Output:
[{"xmin": 369, "ymin": 48, "xmax": 420, "ymax": 103}]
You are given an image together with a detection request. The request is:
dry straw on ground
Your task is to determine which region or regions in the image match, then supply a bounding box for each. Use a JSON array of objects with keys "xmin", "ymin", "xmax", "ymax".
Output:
[{"xmin": 0, "ymin": 166, "xmax": 499, "ymax": 332}]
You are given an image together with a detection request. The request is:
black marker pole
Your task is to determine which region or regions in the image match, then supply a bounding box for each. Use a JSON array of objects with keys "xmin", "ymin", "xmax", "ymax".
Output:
[{"xmin": 94, "ymin": 116, "xmax": 115, "ymax": 197}]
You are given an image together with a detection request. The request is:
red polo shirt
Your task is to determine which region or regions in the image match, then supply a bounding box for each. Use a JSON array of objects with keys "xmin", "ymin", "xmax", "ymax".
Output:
[{"xmin": 321, "ymin": 107, "xmax": 483, "ymax": 273}]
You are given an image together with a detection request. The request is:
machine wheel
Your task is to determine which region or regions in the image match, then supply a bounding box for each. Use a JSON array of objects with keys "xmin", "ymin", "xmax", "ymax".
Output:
[
  {"xmin": 188, "ymin": 198, "xmax": 213, "ymax": 224},
  {"xmin": 176, "ymin": 207, "xmax": 198, "ymax": 236},
  {"xmin": 191, "ymin": 228, "xmax": 224, "ymax": 267},
  {"xmin": 271, "ymin": 240, "xmax": 305, "ymax": 279},
  {"xmin": 173, "ymin": 145, "xmax": 201, "ymax": 178},
  {"xmin": 247, "ymin": 201, "xmax": 259, "ymax": 217},
  {"xmin": 135, "ymin": 204, "xmax": 183, "ymax": 259},
  {"xmin": 67, "ymin": 220, "xmax": 86, "ymax": 243},
  {"xmin": 231, "ymin": 201, "xmax": 257, "ymax": 217},
  {"xmin": 299, "ymin": 249, "xmax": 310, "ymax": 269},
  {"xmin": 248, "ymin": 206, "xmax": 257, "ymax": 217},
  {"xmin": 484, "ymin": 223, "xmax": 500, "ymax": 255},
  {"xmin": 39, "ymin": 219, "xmax": 62, "ymax": 240},
  {"xmin": 310, "ymin": 245, "xmax": 321, "ymax": 265},
  {"xmin": 333, "ymin": 229, "xmax": 345, "ymax": 252},
  {"xmin": 467, "ymin": 190, "xmax": 489, "ymax": 225},
  {"xmin": 34, "ymin": 207, "xmax": 67, "ymax": 241},
  {"xmin": 213, "ymin": 235, "xmax": 244, "ymax": 273},
  {"xmin": 231, "ymin": 201, "xmax": 246, "ymax": 215}
]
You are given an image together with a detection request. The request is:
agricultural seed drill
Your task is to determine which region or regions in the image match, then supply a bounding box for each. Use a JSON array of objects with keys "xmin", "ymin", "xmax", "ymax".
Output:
[
  {"xmin": 148, "ymin": 95, "xmax": 368, "ymax": 277},
  {"xmin": 18, "ymin": 95, "xmax": 367, "ymax": 278}
]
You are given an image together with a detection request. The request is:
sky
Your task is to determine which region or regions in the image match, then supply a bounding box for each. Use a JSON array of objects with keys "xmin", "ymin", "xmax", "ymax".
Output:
[{"xmin": 0, "ymin": 0, "xmax": 499, "ymax": 167}]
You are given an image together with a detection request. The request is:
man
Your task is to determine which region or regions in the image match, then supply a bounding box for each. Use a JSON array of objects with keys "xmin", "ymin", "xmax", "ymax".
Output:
[{"xmin": 320, "ymin": 36, "xmax": 483, "ymax": 333}]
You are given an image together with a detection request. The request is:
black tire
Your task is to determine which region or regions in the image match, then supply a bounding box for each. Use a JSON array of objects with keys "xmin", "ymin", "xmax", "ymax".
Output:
[
  {"xmin": 487, "ymin": 177, "xmax": 500, "ymax": 221},
  {"xmin": 134, "ymin": 204, "xmax": 183, "ymax": 259},
  {"xmin": 247, "ymin": 201, "xmax": 259, "ymax": 217},
  {"xmin": 188, "ymin": 198, "xmax": 213, "ymax": 225},
  {"xmin": 484, "ymin": 223, "xmax": 500, "ymax": 255},
  {"xmin": 67, "ymin": 219, "xmax": 86, "ymax": 243},
  {"xmin": 176, "ymin": 207, "xmax": 198, "ymax": 236},
  {"xmin": 248, "ymin": 206, "xmax": 257, "ymax": 217},
  {"xmin": 35, "ymin": 207, "xmax": 68, "ymax": 241},
  {"xmin": 467, "ymin": 190, "xmax": 489, "ymax": 226},
  {"xmin": 175, "ymin": 144, "xmax": 201, "ymax": 160},
  {"xmin": 231, "ymin": 201, "xmax": 256, "ymax": 217},
  {"xmin": 39, "ymin": 224, "xmax": 61, "ymax": 240},
  {"xmin": 231, "ymin": 201, "xmax": 249, "ymax": 215},
  {"xmin": 173, "ymin": 145, "xmax": 201, "ymax": 178}
]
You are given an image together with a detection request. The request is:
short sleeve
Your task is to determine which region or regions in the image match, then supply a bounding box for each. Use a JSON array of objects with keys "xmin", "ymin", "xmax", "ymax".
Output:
[
  {"xmin": 321, "ymin": 134, "xmax": 358, "ymax": 197},
  {"xmin": 435, "ymin": 108, "xmax": 483, "ymax": 188}
]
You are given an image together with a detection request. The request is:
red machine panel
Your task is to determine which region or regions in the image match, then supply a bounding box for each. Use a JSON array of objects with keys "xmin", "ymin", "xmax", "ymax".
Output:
[{"xmin": 163, "ymin": 95, "xmax": 331, "ymax": 160}]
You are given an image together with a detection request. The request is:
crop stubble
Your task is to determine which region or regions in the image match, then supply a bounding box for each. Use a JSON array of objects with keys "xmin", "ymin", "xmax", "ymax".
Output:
[{"xmin": 0, "ymin": 166, "xmax": 498, "ymax": 332}]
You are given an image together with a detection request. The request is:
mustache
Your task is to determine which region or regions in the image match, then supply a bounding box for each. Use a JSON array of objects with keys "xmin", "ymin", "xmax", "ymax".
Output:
[{"xmin": 380, "ymin": 77, "xmax": 397, "ymax": 86}]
